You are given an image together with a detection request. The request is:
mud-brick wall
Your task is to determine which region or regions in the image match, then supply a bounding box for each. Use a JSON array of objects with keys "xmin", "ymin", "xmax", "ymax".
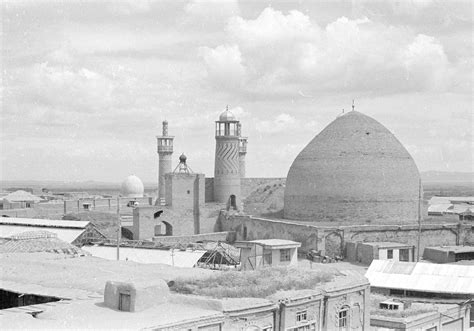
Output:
[
  {"xmin": 220, "ymin": 213, "xmax": 474, "ymax": 258},
  {"xmin": 205, "ymin": 178, "xmax": 214, "ymax": 203},
  {"xmin": 344, "ymin": 224, "xmax": 472, "ymax": 261},
  {"xmin": 218, "ymin": 213, "xmax": 320, "ymax": 252}
]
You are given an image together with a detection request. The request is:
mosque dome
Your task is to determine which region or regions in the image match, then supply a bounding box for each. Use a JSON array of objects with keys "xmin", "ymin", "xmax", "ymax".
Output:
[
  {"xmin": 219, "ymin": 108, "xmax": 237, "ymax": 122},
  {"xmin": 284, "ymin": 111, "xmax": 421, "ymax": 223},
  {"xmin": 121, "ymin": 175, "xmax": 144, "ymax": 198}
]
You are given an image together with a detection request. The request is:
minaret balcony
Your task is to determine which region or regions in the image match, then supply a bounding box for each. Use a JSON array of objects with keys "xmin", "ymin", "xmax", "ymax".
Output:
[{"xmin": 157, "ymin": 146, "xmax": 173, "ymax": 153}]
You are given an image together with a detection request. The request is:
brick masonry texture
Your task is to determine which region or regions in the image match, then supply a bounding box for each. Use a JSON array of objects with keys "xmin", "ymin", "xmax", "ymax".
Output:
[{"xmin": 284, "ymin": 111, "xmax": 421, "ymax": 223}]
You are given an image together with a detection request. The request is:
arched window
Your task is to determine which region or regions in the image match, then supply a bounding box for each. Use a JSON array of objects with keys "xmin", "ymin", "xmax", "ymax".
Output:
[
  {"xmin": 338, "ymin": 306, "xmax": 350, "ymax": 330},
  {"xmin": 229, "ymin": 195, "xmax": 237, "ymax": 210}
]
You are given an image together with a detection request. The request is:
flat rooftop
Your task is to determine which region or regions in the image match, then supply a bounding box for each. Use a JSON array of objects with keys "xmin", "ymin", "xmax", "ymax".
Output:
[
  {"xmin": 0, "ymin": 299, "xmax": 224, "ymax": 330},
  {"xmin": 425, "ymin": 245, "xmax": 474, "ymax": 253},
  {"xmin": 370, "ymin": 293, "xmax": 461, "ymax": 320},
  {"xmin": 237, "ymin": 239, "xmax": 301, "ymax": 248},
  {"xmin": 0, "ymin": 252, "xmax": 215, "ymax": 299},
  {"xmin": 360, "ymin": 242, "xmax": 414, "ymax": 248}
]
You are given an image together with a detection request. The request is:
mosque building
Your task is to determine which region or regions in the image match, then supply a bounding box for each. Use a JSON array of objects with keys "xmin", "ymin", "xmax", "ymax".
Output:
[
  {"xmin": 284, "ymin": 109, "xmax": 421, "ymax": 224},
  {"xmin": 156, "ymin": 107, "xmax": 247, "ymax": 212}
]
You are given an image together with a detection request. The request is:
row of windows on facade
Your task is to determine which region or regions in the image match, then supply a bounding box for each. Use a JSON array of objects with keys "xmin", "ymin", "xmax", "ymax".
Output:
[{"xmin": 118, "ymin": 299, "xmax": 351, "ymax": 331}]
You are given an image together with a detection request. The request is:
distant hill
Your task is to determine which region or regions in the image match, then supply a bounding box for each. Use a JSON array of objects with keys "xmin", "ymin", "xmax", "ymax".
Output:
[{"xmin": 421, "ymin": 171, "xmax": 473, "ymax": 184}]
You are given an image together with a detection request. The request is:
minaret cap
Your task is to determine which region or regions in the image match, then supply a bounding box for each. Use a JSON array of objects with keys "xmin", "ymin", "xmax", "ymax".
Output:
[{"xmin": 219, "ymin": 106, "xmax": 238, "ymax": 122}]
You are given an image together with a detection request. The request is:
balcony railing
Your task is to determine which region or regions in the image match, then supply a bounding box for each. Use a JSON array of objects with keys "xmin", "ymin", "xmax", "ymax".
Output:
[{"xmin": 157, "ymin": 145, "xmax": 173, "ymax": 153}]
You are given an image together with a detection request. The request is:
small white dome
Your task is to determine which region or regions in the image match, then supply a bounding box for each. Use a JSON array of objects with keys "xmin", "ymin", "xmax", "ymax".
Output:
[{"xmin": 121, "ymin": 175, "xmax": 144, "ymax": 198}]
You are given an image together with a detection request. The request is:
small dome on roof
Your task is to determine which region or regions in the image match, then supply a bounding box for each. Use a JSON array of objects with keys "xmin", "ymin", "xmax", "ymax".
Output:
[
  {"xmin": 179, "ymin": 153, "xmax": 187, "ymax": 163},
  {"xmin": 219, "ymin": 107, "xmax": 237, "ymax": 122},
  {"xmin": 121, "ymin": 175, "xmax": 144, "ymax": 198}
]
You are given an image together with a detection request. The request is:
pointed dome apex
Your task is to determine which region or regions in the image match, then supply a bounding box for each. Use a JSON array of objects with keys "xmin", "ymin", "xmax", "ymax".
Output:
[
  {"xmin": 284, "ymin": 111, "xmax": 421, "ymax": 223},
  {"xmin": 219, "ymin": 106, "xmax": 238, "ymax": 122}
]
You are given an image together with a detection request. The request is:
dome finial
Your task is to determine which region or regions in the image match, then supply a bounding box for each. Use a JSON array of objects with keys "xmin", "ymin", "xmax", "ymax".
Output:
[
  {"xmin": 352, "ymin": 99, "xmax": 355, "ymax": 111},
  {"xmin": 173, "ymin": 153, "xmax": 193, "ymax": 173}
]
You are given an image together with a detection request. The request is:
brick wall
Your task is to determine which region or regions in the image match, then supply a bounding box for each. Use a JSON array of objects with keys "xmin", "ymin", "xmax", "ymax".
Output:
[{"xmin": 220, "ymin": 213, "xmax": 474, "ymax": 258}]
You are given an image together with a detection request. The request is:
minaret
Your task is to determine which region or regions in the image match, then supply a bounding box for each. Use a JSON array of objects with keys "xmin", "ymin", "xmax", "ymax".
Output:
[
  {"xmin": 237, "ymin": 122, "xmax": 248, "ymax": 178},
  {"xmin": 156, "ymin": 120, "xmax": 174, "ymax": 205},
  {"xmin": 214, "ymin": 106, "xmax": 241, "ymax": 209}
]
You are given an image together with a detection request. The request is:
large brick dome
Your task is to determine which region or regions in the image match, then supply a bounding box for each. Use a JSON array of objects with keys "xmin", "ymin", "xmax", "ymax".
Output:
[{"xmin": 284, "ymin": 111, "xmax": 421, "ymax": 223}]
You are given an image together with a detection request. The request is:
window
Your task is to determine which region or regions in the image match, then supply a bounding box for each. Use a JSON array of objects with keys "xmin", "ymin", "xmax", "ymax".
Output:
[
  {"xmin": 280, "ymin": 249, "xmax": 291, "ymax": 262},
  {"xmin": 387, "ymin": 249, "xmax": 393, "ymax": 259},
  {"xmin": 296, "ymin": 310, "xmax": 308, "ymax": 322},
  {"xmin": 187, "ymin": 190, "xmax": 190, "ymax": 194},
  {"xmin": 338, "ymin": 307, "xmax": 349, "ymax": 330},
  {"xmin": 399, "ymin": 249, "xmax": 410, "ymax": 262}
]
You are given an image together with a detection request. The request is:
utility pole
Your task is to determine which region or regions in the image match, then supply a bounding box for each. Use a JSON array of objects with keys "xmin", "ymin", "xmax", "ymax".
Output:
[
  {"xmin": 417, "ymin": 178, "xmax": 422, "ymax": 261},
  {"xmin": 116, "ymin": 196, "xmax": 121, "ymax": 261}
]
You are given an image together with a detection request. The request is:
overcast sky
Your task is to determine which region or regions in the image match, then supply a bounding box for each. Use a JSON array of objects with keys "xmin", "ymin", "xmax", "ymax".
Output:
[{"xmin": 1, "ymin": 0, "xmax": 472, "ymax": 183}]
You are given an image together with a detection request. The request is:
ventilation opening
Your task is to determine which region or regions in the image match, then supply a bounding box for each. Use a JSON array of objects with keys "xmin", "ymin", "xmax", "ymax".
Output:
[{"xmin": 0, "ymin": 288, "xmax": 64, "ymax": 310}]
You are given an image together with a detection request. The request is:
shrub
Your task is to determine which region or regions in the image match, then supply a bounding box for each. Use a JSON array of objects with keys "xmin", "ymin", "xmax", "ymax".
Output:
[{"xmin": 170, "ymin": 267, "xmax": 335, "ymax": 298}]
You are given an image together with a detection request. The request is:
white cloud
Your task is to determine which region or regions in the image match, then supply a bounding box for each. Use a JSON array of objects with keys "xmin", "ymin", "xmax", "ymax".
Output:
[
  {"xmin": 200, "ymin": 7, "xmax": 456, "ymax": 95},
  {"xmin": 199, "ymin": 44, "xmax": 246, "ymax": 89},
  {"xmin": 401, "ymin": 34, "xmax": 451, "ymax": 91},
  {"xmin": 26, "ymin": 62, "xmax": 114, "ymax": 113}
]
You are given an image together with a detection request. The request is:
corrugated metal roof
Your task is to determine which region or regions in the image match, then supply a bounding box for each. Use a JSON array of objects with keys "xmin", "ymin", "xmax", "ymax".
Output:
[
  {"xmin": 427, "ymin": 204, "xmax": 452, "ymax": 213},
  {"xmin": 0, "ymin": 218, "xmax": 89, "ymax": 228},
  {"xmin": 0, "ymin": 226, "xmax": 86, "ymax": 243},
  {"xmin": 0, "ymin": 232, "xmax": 89, "ymax": 255},
  {"xmin": 82, "ymin": 245, "xmax": 206, "ymax": 268},
  {"xmin": 365, "ymin": 260, "xmax": 474, "ymax": 295}
]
